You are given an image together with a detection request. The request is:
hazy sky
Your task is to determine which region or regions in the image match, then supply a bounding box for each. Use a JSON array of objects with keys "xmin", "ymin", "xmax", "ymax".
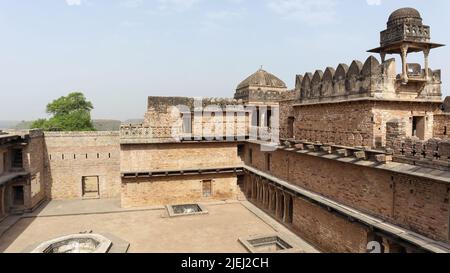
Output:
[{"xmin": 0, "ymin": 0, "xmax": 449, "ymax": 121}]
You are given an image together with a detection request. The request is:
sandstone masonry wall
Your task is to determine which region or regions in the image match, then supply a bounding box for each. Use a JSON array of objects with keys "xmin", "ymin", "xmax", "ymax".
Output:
[
  {"xmin": 292, "ymin": 196, "xmax": 370, "ymax": 253},
  {"xmin": 23, "ymin": 132, "xmax": 46, "ymax": 209},
  {"xmin": 289, "ymin": 100, "xmax": 441, "ymax": 148},
  {"xmin": 245, "ymin": 142, "xmax": 450, "ymax": 242},
  {"xmin": 292, "ymin": 101, "xmax": 374, "ymax": 147},
  {"xmin": 121, "ymin": 173, "xmax": 237, "ymax": 208},
  {"xmin": 372, "ymin": 101, "xmax": 440, "ymax": 147},
  {"xmin": 434, "ymin": 114, "xmax": 450, "ymax": 139},
  {"xmin": 120, "ymin": 142, "xmax": 242, "ymax": 172},
  {"xmin": 44, "ymin": 132, "xmax": 121, "ymax": 200}
]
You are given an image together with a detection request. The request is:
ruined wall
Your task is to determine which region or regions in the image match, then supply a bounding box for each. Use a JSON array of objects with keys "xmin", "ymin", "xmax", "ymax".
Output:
[
  {"xmin": 292, "ymin": 101, "xmax": 374, "ymax": 147},
  {"xmin": 120, "ymin": 142, "xmax": 242, "ymax": 172},
  {"xmin": 44, "ymin": 132, "xmax": 121, "ymax": 200},
  {"xmin": 372, "ymin": 101, "xmax": 440, "ymax": 147},
  {"xmin": 245, "ymin": 142, "xmax": 450, "ymax": 242},
  {"xmin": 434, "ymin": 114, "xmax": 450, "ymax": 139},
  {"xmin": 121, "ymin": 173, "xmax": 237, "ymax": 208}
]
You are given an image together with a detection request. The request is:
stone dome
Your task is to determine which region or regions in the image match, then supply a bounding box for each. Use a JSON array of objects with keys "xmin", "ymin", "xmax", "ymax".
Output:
[
  {"xmin": 388, "ymin": 7, "xmax": 422, "ymax": 25},
  {"xmin": 236, "ymin": 69, "xmax": 287, "ymax": 91}
]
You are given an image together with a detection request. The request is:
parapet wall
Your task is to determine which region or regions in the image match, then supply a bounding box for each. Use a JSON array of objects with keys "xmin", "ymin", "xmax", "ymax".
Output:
[
  {"xmin": 137, "ymin": 96, "xmax": 251, "ymax": 143},
  {"xmin": 295, "ymin": 56, "xmax": 441, "ymax": 103},
  {"xmin": 391, "ymin": 137, "xmax": 450, "ymax": 170}
]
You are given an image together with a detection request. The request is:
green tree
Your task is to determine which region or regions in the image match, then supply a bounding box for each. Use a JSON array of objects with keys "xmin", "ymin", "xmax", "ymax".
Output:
[{"xmin": 31, "ymin": 92, "xmax": 96, "ymax": 131}]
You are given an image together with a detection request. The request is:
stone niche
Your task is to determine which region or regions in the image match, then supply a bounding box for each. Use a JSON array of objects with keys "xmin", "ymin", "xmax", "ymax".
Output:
[
  {"xmin": 31, "ymin": 234, "xmax": 112, "ymax": 253},
  {"xmin": 239, "ymin": 234, "xmax": 303, "ymax": 253}
]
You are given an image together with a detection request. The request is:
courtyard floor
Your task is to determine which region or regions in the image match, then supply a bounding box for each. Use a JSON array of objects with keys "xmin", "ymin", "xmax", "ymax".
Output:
[{"xmin": 0, "ymin": 199, "xmax": 317, "ymax": 253}]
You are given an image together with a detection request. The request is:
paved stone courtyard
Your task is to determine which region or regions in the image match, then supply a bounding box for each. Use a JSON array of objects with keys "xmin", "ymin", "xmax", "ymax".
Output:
[{"xmin": 0, "ymin": 199, "xmax": 317, "ymax": 253}]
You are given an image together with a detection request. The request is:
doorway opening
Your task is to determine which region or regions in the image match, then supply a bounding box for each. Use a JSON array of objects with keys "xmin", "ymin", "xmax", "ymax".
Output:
[
  {"xmin": 12, "ymin": 186, "xmax": 24, "ymax": 206},
  {"xmin": 82, "ymin": 176, "xmax": 100, "ymax": 199},
  {"xmin": 412, "ymin": 116, "xmax": 425, "ymax": 140}
]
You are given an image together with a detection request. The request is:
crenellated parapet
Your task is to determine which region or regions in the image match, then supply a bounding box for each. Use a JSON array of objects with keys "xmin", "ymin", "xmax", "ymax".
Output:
[{"xmin": 295, "ymin": 56, "xmax": 442, "ymax": 104}]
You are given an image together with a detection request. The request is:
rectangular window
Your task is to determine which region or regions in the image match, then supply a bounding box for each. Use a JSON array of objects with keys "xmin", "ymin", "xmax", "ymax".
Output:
[
  {"xmin": 412, "ymin": 116, "xmax": 425, "ymax": 140},
  {"xmin": 202, "ymin": 180, "xmax": 212, "ymax": 197},
  {"xmin": 12, "ymin": 149, "xmax": 23, "ymax": 168},
  {"xmin": 249, "ymin": 148, "xmax": 253, "ymax": 164}
]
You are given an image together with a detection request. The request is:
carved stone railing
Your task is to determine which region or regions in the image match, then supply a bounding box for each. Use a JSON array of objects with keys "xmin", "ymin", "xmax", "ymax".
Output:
[
  {"xmin": 121, "ymin": 123, "xmax": 251, "ymax": 143},
  {"xmin": 392, "ymin": 137, "xmax": 450, "ymax": 170},
  {"xmin": 120, "ymin": 124, "xmax": 178, "ymax": 144},
  {"xmin": 293, "ymin": 129, "xmax": 372, "ymax": 148}
]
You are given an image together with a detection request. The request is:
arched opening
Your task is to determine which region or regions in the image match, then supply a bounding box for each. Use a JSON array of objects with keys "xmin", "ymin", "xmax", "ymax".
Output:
[
  {"xmin": 279, "ymin": 195, "xmax": 285, "ymax": 220},
  {"xmin": 287, "ymin": 196, "xmax": 294, "ymax": 224}
]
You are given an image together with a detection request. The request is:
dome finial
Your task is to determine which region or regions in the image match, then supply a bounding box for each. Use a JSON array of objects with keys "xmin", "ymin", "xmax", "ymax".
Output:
[{"xmin": 260, "ymin": 65, "xmax": 263, "ymax": 71}]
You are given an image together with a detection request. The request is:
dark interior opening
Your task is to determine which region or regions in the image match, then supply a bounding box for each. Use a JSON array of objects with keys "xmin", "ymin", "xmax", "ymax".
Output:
[{"xmin": 12, "ymin": 186, "xmax": 24, "ymax": 206}]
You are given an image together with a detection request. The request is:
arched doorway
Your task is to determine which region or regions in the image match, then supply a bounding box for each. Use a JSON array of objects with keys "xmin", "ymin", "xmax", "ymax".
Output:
[
  {"xmin": 279, "ymin": 194, "xmax": 285, "ymax": 220},
  {"xmin": 287, "ymin": 195, "xmax": 294, "ymax": 224}
]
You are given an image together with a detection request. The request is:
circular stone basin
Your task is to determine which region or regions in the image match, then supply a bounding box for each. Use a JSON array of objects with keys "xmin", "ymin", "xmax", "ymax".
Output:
[{"xmin": 31, "ymin": 234, "xmax": 112, "ymax": 253}]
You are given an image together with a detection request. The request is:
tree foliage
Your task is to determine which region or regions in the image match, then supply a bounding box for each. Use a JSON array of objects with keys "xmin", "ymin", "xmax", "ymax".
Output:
[{"xmin": 31, "ymin": 92, "xmax": 96, "ymax": 131}]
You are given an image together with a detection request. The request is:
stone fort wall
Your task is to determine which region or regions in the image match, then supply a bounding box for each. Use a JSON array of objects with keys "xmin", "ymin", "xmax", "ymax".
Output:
[
  {"xmin": 121, "ymin": 173, "xmax": 238, "ymax": 208},
  {"xmin": 281, "ymin": 100, "xmax": 441, "ymax": 148},
  {"xmin": 245, "ymin": 142, "xmax": 450, "ymax": 244},
  {"xmin": 120, "ymin": 142, "xmax": 242, "ymax": 172},
  {"xmin": 43, "ymin": 132, "xmax": 121, "ymax": 200},
  {"xmin": 120, "ymin": 142, "xmax": 242, "ymax": 207}
]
